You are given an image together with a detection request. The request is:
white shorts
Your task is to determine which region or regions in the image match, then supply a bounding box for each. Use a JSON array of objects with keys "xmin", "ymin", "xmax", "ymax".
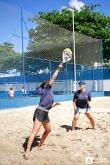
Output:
[{"xmin": 74, "ymin": 107, "xmax": 90, "ymax": 115}]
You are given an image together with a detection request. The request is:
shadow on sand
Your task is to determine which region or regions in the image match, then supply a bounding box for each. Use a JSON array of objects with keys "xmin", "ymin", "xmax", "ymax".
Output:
[
  {"xmin": 60, "ymin": 125, "xmax": 82, "ymax": 132},
  {"xmin": 23, "ymin": 135, "xmax": 41, "ymax": 151},
  {"xmin": 85, "ymin": 127, "xmax": 95, "ymax": 130}
]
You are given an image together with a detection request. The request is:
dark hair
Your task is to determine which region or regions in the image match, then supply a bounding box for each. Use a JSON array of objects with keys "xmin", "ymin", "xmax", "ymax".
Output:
[
  {"xmin": 39, "ymin": 80, "xmax": 49, "ymax": 89},
  {"xmin": 78, "ymin": 81, "xmax": 85, "ymax": 85}
]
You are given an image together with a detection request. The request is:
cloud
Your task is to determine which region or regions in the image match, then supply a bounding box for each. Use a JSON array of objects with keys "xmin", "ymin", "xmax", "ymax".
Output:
[
  {"xmin": 60, "ymin": 0, "xmax": 85, "ymax": 12},
  {"xmin": 69, "ymin": 0, "xmax": 85, "ymax": 12},
  {"xmin": 60, "ymin": 5, "xmax": 67, "ymax": 10}
]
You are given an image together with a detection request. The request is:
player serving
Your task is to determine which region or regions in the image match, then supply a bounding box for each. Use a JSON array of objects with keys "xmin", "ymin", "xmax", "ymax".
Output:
[{"xmin": 24, "ymin": 48, "xmax": 72, "ymax": 159}]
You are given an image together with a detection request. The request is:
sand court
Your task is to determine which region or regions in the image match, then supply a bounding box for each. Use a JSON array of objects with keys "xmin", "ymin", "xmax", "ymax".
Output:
[{"xmin": 0, "ymin": 97, "xmax": 110, "ymax": 165}]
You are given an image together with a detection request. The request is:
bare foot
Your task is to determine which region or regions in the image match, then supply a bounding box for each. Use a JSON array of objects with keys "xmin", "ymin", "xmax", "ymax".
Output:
[
  {"xmin": 71, "ymin": 127, "xmax": 75, "ymax": 131},
  {"xmin": 23, "ymin": 151, "xmax": 30, "ymax": 160},
  {"xmin": 38, "ymin": 143, "xmax": 45, "ymax": 149}
]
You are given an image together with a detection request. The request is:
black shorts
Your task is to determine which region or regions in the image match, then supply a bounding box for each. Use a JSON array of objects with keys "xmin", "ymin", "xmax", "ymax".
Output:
[{"xmin": 33, "ymin": 108, "xmax": 50, "ymax": 123}]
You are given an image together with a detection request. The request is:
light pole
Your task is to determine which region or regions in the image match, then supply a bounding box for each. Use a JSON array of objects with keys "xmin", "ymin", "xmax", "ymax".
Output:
[
  {"xmin": 72, "ymin": 9, "xmax": 77, "ymax": 92},
  {"xmin": 69, "ymin": 0, "xmax": 85, "ymax": 92}
]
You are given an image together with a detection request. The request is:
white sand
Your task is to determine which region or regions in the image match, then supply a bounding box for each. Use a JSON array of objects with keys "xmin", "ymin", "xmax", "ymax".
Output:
[{"xmin": 0, "ymin": 97, "xmax": 110, "ymax": 165}]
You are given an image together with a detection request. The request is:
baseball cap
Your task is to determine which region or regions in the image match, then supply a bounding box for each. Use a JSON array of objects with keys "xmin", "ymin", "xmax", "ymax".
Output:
[{"xmin": 78, "ymin": 81, "xmax": 85, "ymax": 85}]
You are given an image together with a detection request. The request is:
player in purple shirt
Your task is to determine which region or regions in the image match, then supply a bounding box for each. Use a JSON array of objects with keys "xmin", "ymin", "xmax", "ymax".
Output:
[
  {"xmin": 24, "ymin": 63, "xmax": 63, "ymax": 159},
  {"xmin": 72, "ymin": 81, "xmax": 95, "ymax": 130}
]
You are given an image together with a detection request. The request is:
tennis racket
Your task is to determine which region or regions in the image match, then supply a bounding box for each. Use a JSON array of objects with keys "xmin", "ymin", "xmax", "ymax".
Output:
[{"xmin": 62, "ymin": 48, "xmax": 72, "ymax": 63}]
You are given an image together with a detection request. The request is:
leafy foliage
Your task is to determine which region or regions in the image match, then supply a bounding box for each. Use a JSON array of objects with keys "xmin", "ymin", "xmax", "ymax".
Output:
[{"xmin": 0, "ymin": 42, "xmax": 21, "ymax": 71}]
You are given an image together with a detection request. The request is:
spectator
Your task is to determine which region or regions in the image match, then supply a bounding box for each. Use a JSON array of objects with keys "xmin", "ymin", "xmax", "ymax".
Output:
[
  {"xmin": 21, "ymin": 86, "xmax": 27, "ymax": 96},
  {"xmin": 8, "ymin": 87, "xmax": 15, "ymax": 99}
]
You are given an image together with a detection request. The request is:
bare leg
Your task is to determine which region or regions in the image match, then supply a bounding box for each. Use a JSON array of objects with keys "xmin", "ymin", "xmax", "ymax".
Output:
[
  {"xmin": 33, "ymin": 121, "xmax": 42, "ymax": 135},
  {"xmin": 24, "ymin": 119, "xmax": 41, "ymax": 159},
  {"xmin": 85, "ymin": 113, "xmax": 95, "ymax": 129},
  {"xmin": 72, "ymin": 113, "xmax": 80, "ymax": 130},
  {"xmin": 39, "ymin": 122, "xmax": 51, "ymax": 147}
]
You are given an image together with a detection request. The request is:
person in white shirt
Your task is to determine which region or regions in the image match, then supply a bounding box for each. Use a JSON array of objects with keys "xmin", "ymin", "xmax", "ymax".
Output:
[{"xmin": 21, "ymin": 87, "xmax": 27, "ymax": 96}]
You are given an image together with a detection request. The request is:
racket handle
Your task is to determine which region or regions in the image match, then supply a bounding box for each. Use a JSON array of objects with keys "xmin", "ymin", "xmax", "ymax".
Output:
[
  {"xmin": 58, "ymin": 63, "xmax": 63, "ymax": 71},
  {"xmin": 58, "ymin": 67, "xmax": 62, "ymax": 71}
]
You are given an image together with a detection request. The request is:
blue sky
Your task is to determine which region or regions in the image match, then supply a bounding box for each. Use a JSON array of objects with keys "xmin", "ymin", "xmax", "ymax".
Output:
[
  {"xmin": 0, "ymin": 0, "xmax": 110, "ymax": 16},
  {"xmin": 0, "ymin": 0, "xmax": 110, "ymax": 53}
]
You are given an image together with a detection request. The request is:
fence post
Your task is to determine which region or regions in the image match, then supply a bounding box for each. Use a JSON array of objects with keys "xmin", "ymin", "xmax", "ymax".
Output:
[
  {"xmin": 92, "ymin": 68, "xmax": 95, "ymax": 91},
  {"xmin": 4, "ymin": 72, "xmax": 5, "ymax": 92},
  {"xmin": 49, "ymin": 60, "xmax": 51, "ymax": 80},
  {"xmin": 66, "ymin": 63, "xmax": 68, "ymax": 93}
]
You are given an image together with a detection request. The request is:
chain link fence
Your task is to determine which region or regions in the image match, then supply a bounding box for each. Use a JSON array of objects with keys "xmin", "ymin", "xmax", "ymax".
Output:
[{"xmin": 0, "ymin": 3, "xmax": 103, "ymax": 98}]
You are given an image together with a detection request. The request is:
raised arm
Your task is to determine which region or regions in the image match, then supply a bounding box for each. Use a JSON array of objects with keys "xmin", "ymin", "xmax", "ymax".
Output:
[{"xmin": 49, "ymin": 63, "xmax": 63, "ymax": 86}]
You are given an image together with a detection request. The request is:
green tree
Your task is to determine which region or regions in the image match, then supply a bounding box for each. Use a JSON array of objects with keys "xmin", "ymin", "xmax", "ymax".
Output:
[{"xmin": 0, "ymin": 42, "xmax": 21, "ymax": 71}]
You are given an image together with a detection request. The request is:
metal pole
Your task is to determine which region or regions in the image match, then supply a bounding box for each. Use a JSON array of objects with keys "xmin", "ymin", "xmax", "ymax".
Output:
[
  {"xmin": 66, "ymin": 63, "xmax": 68, "ymax": 93},
  {"xmin": 4, "ymin": 72, "xmax": 5, "ymax": 92},
  {"xmin": 49, "ymin": 60, "xmax": 52, "ymax": 79},
  {"xmin": 93, "ymin": 68, "xmax": 94, "ymax": 91},
  {"xmin": 72, "ymin": 10, "xmax": 77, "ymax": 92},
  {"xmin": 21, "ymin": 7, "xmax": 25, "ymax": 88},
  {"xmin": 100, "ymin": 39, "xmax": 104, "ymax": 93}
]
